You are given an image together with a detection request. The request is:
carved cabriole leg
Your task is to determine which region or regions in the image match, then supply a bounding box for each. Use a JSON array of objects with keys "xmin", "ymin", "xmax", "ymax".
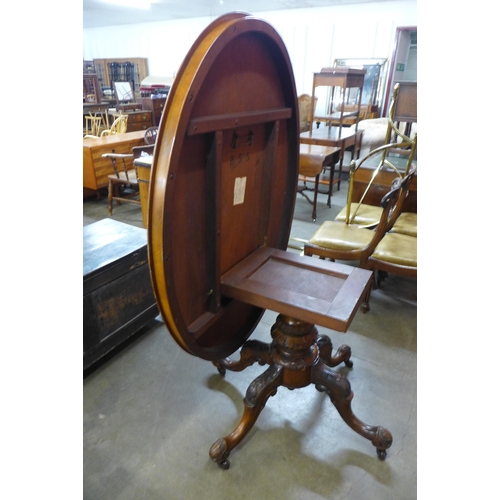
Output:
[
  {"xmin": 311, "ymin": 360, "xmax": 393, "ymax": 459},
  {"xmin": 212, "ymin": 340, "xmax": 272, "ymax": 376},
  {"xmin": 316, "ymin": 334, "xmax": 353, "ymax": 368},
  {"xmin": 210, "ymin": 314, "xmax": 392, "ymax": 468},
  {"xmin": 209, "ymin": 363, "xmax": 283, "ymax": 469}
]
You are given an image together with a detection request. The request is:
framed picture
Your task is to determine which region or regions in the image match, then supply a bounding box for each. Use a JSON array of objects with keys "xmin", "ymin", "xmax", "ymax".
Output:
[{"xmin": 333, "ymin": 58, "xmax": 388, "ymax": 108}]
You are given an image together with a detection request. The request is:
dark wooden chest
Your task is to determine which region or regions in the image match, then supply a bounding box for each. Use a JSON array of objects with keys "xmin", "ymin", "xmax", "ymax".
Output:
[{"xmin": 83, "ymin": 218, "xmax": 159, "ymax": 370}]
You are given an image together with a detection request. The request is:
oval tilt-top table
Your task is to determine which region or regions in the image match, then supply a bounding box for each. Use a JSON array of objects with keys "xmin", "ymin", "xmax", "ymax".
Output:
[{"xmin": 147, "ymin": 12, "xmax": 392, "ymax": 470}]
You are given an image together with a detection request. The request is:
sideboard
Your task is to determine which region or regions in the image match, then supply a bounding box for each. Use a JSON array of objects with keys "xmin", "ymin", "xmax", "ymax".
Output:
[{"xmin": 83, "ymin": 130, "xmax": 146, "ymax": 195}]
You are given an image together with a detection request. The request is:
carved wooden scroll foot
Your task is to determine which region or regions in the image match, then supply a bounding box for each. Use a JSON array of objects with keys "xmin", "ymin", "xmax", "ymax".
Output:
[
  {"xmin": 212, "ymin": 340, "xmax": 272, "ymax": 376},
  {"xmin": 312, "ymin": 361, "xmax": 392, "ymax": 460},
  {"xmin": 209, "ymin": 364, "xmax": 283, "ymax": 469},
  {"xmin": 317, "ymin": 334, "xmax": 353, "ymax": 368}
]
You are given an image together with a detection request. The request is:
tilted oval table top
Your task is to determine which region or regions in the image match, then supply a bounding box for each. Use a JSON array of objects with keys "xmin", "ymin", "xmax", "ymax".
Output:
[{"xmin": 148, "ymin": 13, "xmax": 300, "ymax": 360}]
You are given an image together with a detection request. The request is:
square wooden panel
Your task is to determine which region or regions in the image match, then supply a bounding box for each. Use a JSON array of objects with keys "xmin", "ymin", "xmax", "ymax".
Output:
[{"xmin": 221, "ymin": 247, "xmax": 372, "ymax": 332}]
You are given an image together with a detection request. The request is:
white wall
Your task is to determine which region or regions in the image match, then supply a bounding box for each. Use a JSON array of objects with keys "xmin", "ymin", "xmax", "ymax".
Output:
[{"xmin": 83, "ymin": 1, "xmax": 416, "ymax": 105}]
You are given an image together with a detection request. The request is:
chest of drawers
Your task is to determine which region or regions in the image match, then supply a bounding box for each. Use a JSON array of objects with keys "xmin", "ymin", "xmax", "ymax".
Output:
[
  {"xmin": 123, "ymin": 110, "xmax": 152, "ymax": 131},
  {"xmin": 138, "ymin": 97, "xmax": 166, "ymax": 126}
]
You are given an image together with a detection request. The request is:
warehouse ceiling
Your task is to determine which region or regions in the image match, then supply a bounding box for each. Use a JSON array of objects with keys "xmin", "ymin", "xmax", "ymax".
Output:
[{"xmin": 83, "ymin": 0, "xmax": 391, "ymax": 28}]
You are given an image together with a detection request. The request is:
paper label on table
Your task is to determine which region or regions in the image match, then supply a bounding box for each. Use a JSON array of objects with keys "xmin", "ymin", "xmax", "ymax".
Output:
[{"xmin": 233, "ymin": 177, "xmax": 247, "ymax": 205}]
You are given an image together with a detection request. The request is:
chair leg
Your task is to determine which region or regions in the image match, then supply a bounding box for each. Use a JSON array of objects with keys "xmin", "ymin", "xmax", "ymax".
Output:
[
  {"xmin": 108, "ymin": 179, "xmax": 113, "ymax": 216},
  {"xmin": 376, "ymin": 270, "xmax": 388, "ymax": 287},
  {"xmin": 312, "ymin": 176, "xmax": 319, "ymax": 221},
  {"xmin": 114, "ymin": 185, "xmax": 122, "ymax": 205}
]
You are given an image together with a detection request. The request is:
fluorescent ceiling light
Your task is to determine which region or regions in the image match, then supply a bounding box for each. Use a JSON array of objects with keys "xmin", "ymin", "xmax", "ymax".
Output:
[{"xmin": 102, "ymin": 0, "xmax": 152, "ymax": 9}]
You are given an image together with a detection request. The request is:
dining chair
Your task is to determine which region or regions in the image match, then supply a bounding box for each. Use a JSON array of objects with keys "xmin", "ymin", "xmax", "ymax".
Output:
[
  {"xmin": 303, "ymin": 166, "xmax": 415, "ymax": 267},
  {"xmin": 103, "ymin": 145, "xmax": 153, "ymax": 216},
  {"xmin": 84, "ymin": 112, "xmax": 103, "ymax": 137},
  {"xmin": 298, "ymin": 94, "xmax": 317, "ymax": 133},
  {"xmin": 101, "ymin": 113, "xmax": 128, "ymax": 136},
  {"xmin": 390, "ymin": 212, "xmax": 417, "ymax": 237},
  {"xmin": 361, "ymin": 225, "xmax": 417, "ymax": 311}
]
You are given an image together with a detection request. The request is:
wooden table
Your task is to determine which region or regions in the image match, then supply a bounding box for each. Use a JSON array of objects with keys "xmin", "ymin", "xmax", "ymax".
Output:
[
  {"xmin": 310, "ymin": 68, "xmax": 365, "ymax": 130},
  {"xmin": 314, "ymin": 110, "xmax": 358, "ymax": 127},
  {"xmin": 83, "ymin": 102, "xmax": 109, "ymax": 113},
  {"xmin": 147, "ymin": 13, "xmax": 392, "ymax": 470},
  {"xmin": 300, "ymin": 126, "xmax": 363, "ymax": 177},
  {"xmin": 83, "ymin": 130, "xmax": 146, "ymax": 196},
  {"xmin": 298, "ymin": 144, "xmax": 340, "ymax": 221}
]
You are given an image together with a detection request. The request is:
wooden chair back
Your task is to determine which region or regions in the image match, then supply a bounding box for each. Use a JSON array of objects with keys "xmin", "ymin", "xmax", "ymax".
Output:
[
  {"xmin": 103, "ymin": 153, "xmax": 136, "ymax": 181},
  {"xmin": 385, "ymin": 164, "xmax": 417, "ymax": 232},
  {"xmin": 101, "ymin": 114, "xmax": 128, "ymax": 136},
  {"xmin": 298, "ymin": 94, "xmax": 317, "ymax": 133}
]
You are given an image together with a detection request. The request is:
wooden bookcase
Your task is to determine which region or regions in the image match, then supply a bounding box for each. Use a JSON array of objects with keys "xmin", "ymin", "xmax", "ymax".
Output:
[{"xmin": 93, "ymin": 58, "xmax": 149, "ymax": 97}]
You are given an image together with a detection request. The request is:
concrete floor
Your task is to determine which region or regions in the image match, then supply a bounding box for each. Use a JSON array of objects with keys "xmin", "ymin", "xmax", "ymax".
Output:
[{"xmin": 83, "ymin": 174, "xmax": 417, "ymax": 499}]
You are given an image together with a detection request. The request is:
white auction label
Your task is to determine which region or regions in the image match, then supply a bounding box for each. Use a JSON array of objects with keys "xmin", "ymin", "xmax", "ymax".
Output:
[{"xmin": 233, "ymin": 176, "xmax": 247, "ymax": 205}]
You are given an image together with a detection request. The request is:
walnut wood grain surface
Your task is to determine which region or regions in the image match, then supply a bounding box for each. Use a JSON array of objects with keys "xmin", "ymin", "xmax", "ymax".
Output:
[{"xmin": 221, "ymin": 247, "xmax": 371, "ymax": 332}]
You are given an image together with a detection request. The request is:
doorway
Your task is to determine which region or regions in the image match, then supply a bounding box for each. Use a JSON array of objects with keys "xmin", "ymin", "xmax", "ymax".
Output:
[{"xmin": 383, "ymin": 27, "xmax": 417, "ymax": 116}]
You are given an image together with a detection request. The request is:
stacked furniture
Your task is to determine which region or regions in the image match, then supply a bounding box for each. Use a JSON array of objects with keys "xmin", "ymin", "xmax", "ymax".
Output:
[{"xmin": 304, "ymin": 83, "xmax": 418, "ymax": 303}]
